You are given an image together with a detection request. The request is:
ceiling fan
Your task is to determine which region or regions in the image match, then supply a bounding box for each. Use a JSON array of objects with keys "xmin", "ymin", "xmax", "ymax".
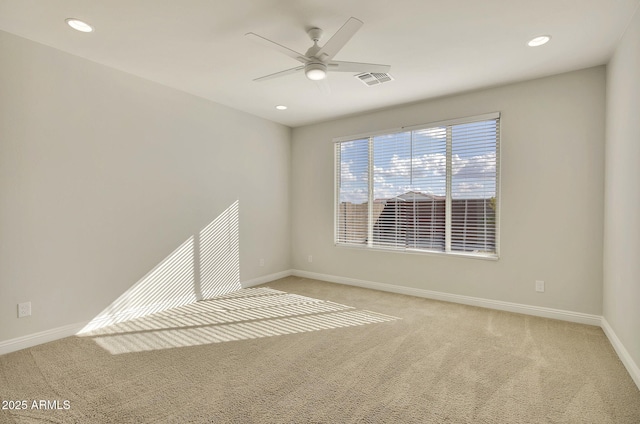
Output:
[{"xmin": 245, "ymin": 17, "xmax": 390, "ymax": 83}]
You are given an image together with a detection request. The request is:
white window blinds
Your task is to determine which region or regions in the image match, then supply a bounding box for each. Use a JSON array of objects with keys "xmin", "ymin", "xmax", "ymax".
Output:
[
  {"xmin": 450, "ymin": 119, "xmax": 499, "ymax": 253},
  {"xmin": 335, "ymin": 113, "xmax": 500, "ymax": 257},
  {"xmin": 336, "ymin": 139, "xmax": 369, "ymax": 245}
]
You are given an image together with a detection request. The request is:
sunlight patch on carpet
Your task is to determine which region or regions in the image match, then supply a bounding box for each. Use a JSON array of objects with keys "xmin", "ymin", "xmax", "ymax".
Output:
[{"xmin": 80, "ymin": 288, "xmax": 400, "ymax": 354}]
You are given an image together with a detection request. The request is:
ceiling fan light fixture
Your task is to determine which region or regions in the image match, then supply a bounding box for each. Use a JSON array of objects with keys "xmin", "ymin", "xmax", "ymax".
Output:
[{"xmin": 305, "ymin": 63, "xmax": 327, "ymax": 81}]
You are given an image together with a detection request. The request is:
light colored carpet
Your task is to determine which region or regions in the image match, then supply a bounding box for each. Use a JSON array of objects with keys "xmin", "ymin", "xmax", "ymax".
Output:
[{"xmin": 1, "ymin": 276, "xmax": 639, "ymax": 423}]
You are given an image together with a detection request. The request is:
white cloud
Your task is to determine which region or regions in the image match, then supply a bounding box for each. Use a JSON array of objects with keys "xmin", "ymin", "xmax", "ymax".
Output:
[
  {"xmin": 374, "ymin": 153, "xmax": 447, "ymax": 179},
  {"xmin": 369, "ymin": 152, "xmax": 495, "ymax": 200},
  {"xmin": 452, "ymin": 152, "xmax": 496, "ymax": 178},
  {"xmin": 374, "ymin": 181, "xmax": 413, "ymax": 200},
  {"xmin": 340, "ymin": 188, "xmax": 368, "ymax": 204},
  {"xmin": 453, "ymin": 182, "xmax": 484, "ymax": 195},
  {"xmin": 341, "ymin": 148, "xmax": 496, "ymax": 204},
  {"xmin": 340, "ymin": 161, "xmax": 357, "ymax": 182}
]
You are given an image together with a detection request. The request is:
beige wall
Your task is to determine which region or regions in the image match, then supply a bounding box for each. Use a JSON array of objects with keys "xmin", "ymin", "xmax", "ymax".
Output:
[
  {"xmin": 604, "ymin": 7, "xmax": 640, "ymax": 375},
  {"xmin": 0, "ymin": 31, "xmax": 291, "ymax": 342},
  {"xmin": 292, "ymin": 67, "xmax": 606, "ymax": 315}
]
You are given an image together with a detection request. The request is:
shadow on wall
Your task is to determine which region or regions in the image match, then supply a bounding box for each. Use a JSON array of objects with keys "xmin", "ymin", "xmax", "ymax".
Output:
[{"xmin": 79, "ymin": 200, "xmax": 241, "ymax": 334}]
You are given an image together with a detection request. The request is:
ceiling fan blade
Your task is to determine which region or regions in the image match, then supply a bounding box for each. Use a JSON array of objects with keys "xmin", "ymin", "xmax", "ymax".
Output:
[
  {"xmin": 328, "ymin": 61, "xmax": 391, "ymax": 73},
  {"xmin": 253, "ymin": 66, "xmax": 305, "ymax": 82},
  {"xmin": 245, "ymin": 32, "xmax": 310, "ymax": 64},
  {"xmin": 315, "ymin": 79, "xmax": 331, "ymax": 95},
  {"xmin": 315, "ymin": 17, "xmax": 363, "ymax": 61}
]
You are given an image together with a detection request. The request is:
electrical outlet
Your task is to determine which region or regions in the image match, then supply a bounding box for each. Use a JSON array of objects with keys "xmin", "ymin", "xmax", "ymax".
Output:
[
  {"xmin": 307, "ymin": 255, "xmax": 313, "ymax": 263},
  {"xmin": 535, "ymin": 280, "xmax": 545, "ymax": 293},
  {"xmin": 259, "ymin": 258, "xmax": 265, "ymax": 267},
  {"xmin": 18, "ymin": 301, "xmax": 31, "ymax": 318}
]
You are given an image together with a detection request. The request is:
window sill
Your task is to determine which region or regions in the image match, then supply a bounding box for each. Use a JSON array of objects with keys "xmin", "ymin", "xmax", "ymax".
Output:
[{"xmin": 334, "ymin": 243, "xmax": 500, "ymax": 261}]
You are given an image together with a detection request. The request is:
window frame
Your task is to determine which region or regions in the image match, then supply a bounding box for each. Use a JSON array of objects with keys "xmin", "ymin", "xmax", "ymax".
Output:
[{"xmin": 334, "ymin": 112, "xmax": 501, "ymax": 260}]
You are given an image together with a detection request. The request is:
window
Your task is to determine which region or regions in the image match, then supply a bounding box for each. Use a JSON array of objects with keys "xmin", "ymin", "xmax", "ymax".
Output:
[{"xmin": 335, "ymin": 113, "xmax": 500, "ymax": 258}]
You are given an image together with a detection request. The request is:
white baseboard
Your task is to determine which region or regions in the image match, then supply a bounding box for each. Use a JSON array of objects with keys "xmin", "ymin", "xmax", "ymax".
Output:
[
  {"xmin": 241, "ymin": 269, "xmax": 293, "ymax": 288},
  {"xmin": 0, "ymin": 322, "xmax": 87, "ymax": 356},
  {"xmin": 292, "ymin": 269, "xmax": 602, "ymax": 326},
  {"xmin": 601, "ymin": 317, "xmax": 640, "ymax": 390}
]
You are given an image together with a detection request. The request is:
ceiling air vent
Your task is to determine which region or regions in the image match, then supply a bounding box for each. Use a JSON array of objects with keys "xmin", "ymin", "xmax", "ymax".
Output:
[{"xmin": 355, "ymin": 72, "xmax": 394, "ymax": 86}]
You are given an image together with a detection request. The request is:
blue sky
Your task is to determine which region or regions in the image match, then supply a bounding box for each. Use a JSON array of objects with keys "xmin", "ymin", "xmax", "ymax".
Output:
[{"xmin": 338, "ymin": 120, "xmax": 497, "ymax": 204}]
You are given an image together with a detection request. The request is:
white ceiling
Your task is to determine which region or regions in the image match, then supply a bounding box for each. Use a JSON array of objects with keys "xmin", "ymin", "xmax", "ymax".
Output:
[{"xmin": 1, "ymin": 0, "xmax": 638, "ymax": 127}]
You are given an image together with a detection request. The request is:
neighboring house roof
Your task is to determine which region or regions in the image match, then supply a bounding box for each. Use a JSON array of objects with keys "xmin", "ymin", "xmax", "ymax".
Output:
[{"xmin": 386, "ymin": 191, "xmax": 445, "ymax": 202}]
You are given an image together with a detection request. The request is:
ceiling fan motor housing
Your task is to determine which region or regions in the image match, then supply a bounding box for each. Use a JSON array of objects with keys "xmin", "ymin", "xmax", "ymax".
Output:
[{"xmin": 307, "ymin": 28, "xmax": 323, "ymax": 42}]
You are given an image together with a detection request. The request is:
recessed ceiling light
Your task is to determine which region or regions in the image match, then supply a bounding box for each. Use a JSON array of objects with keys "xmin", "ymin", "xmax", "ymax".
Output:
[
  {"xmin": 66, "ymin": 18, "xmax": 93, "ymax": 33},
  {"xmin": 528, "ymin": 35, "xmax": 551, "ymax": 47},
  {"xmin": 275, "ymin": 105, "xmax": 287, "ymax": 110}
]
